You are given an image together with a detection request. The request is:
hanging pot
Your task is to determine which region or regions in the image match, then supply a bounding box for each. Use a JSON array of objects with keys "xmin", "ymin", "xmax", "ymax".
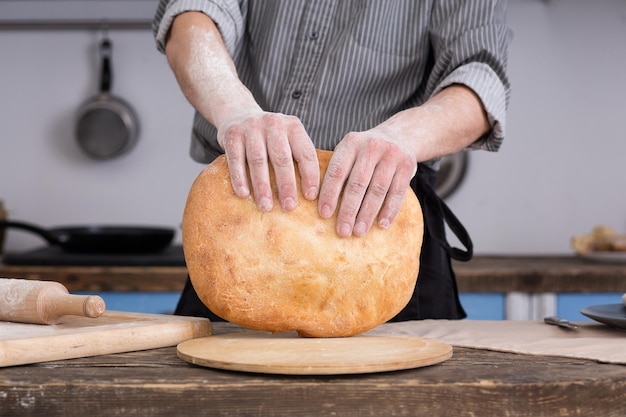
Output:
[{"xmin": 75, "ymin": 35, "xmax": 139, "ymax": 160}]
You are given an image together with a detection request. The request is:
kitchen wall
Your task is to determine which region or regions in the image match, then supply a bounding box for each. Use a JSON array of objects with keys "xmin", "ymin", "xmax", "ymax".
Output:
[{"xmin": 1, "ymin": 0, "xmax": 625, "ymax": 255}]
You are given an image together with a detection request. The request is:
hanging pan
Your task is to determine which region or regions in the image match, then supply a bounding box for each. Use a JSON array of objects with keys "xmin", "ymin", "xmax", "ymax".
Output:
[{"xmin": 75, "ymin": 34, "xmax": 139, "ymax": 160}]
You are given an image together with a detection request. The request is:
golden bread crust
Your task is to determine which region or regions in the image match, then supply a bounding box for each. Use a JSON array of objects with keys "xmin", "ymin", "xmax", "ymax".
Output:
[{"xmin": 182, "ymin": 150, "xmax": 423, "ymax": 337}]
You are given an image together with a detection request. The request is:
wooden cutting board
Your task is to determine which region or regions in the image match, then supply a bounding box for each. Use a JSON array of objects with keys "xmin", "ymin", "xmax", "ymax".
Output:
[
  {"xmin": 0, "ymin": 311, "xmax": 211, "ymax": 367},
  {"xmin": 177, "ymin": 331, "xmax": 452, "ymax": 375}
]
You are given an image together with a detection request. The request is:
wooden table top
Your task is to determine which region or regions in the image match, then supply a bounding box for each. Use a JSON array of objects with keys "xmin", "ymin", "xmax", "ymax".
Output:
[
  {"xmin": 1, "ymin": 255, "xmax": 625, "ymax": 293},
  {"xmin": 453, "ymin": 255, "xmax": 626, "ymax": 293},
  {"xmin": 1, "ymin": 322, "xmax": 625, "ymax": 417}
]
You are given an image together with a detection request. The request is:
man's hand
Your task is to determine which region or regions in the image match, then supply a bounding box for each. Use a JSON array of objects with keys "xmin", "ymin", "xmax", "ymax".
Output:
[
  {"xmin": 318, "ymin": 132, "xmax": 417, "ymax": 238},
  {"xmin": 217, "ymin": 111, "xmax": 320, "ymax": 212},
  {"xmin": 166, "ymin": 12, "xmax": 319, "ymax": 211},
  {"xmin": 318, "ymin": 84, "xmax": 491, "ymax": 238}
]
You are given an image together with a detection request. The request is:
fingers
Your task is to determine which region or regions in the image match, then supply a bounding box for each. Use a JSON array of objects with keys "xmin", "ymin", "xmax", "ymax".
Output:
[
  {"xmin": 371, "ymin": 168, "xmax": 413, "ymax": 230},
  {"xmin": 350, "ymin": 157, "xmax": 396, "ymax": 236},
  {"xmin": 319, "ymin": 137, "xmax": 415, "ymax": 238},
  {"xmin": 221, "ymin": 123, "xmax": 251, "ymax": 198},
  {"xmin": 245, "ymin": 130, "xmax": 274, "ymax": 212},
  {"xmin": 266, "ymin": 116, "xmax": 297, "ymax": 211},
  {"xmin": 290, "ymin": 130, "xmax": 320, "ymax": 202},
  {"xmin": 317, "ymin": 148, "xmax": 356, "ymax": 234},
  {"xmin": 221, "ymin": 114, "xmax": 416, "ymax": 236},
  {"xmin": 266, "ymin": 114, "xmax": 319, "ymax": 211},
  {"xmin": 219, "ymin": 112, "xmax": 318, "ymax": 212}
]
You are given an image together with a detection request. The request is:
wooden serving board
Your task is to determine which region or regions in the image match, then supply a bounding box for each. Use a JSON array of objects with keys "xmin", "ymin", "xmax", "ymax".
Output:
[
  {"xmin": 177, "ymin": 331, "xmax": 452, "ymax": 375},
  {"xmin": 0, "ymin": 311, "xmax": 212, "ymax": 367}
]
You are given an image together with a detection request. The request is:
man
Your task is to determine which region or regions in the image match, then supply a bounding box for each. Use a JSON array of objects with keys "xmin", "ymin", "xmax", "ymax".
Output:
[{"xmin": 153, "ymin": 0, "xmax": 511, "ymax": 320}]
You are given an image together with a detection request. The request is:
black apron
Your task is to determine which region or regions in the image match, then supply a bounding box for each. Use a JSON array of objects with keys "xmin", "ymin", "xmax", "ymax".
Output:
[{"xmin": 174, "ymin": 164, "xmax": 471, "ymax": 321}]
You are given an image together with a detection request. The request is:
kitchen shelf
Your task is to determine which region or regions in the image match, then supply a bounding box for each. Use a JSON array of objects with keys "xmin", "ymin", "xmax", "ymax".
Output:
[
  {"xmin": 452, "ymin": 255, "xmax": 626, "ymax": 293},
  {"xmin": 0, "ymin": 264, "xmax": 188, "ymax": 292},
  {"xmin": 2, "ymin": 255, "xmax": 625, "ymax": 293},
  {"xmin": 0, "ymin": 20, "xmax": 151, "ymax": 30},
  {"xmin": 0, "ymin": 0, "xmax": 156, "ymax": 31}
]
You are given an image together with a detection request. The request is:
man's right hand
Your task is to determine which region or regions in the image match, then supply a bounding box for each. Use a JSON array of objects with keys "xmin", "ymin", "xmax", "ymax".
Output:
[
  {"xmin": 216, "ymin": 110, "xmax": 320, "ymax": 212},
  {"xmin": 166, "ymin": 12, "xmax": 319, "ymax": 211}
]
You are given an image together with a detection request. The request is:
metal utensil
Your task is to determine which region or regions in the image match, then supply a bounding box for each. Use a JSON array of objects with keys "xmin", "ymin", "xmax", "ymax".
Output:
[
  {"xmin": 0, "ymin": 220, "xmax": 174, "ymax": 253},
  {"xmin": 75, "ymin": 34, "xmax": 139, "ymax": 160},
  {"xmin": 544, "ymin": 316, "xmax": 579, "ymax": 330}
]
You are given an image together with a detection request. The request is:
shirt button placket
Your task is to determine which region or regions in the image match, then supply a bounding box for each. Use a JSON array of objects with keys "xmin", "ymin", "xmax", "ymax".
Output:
[
  {"xmin": 290, "ymin": 31, "xmax": 319, "ymax": 100},
  {"xmin": 290, "ymin": 28, "xmax": 322, "ymax": 101}
]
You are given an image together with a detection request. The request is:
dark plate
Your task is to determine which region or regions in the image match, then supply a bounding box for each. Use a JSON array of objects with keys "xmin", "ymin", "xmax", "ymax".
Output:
[{"xmin": 580, "ymin": 304, "xmax": 626, "ymax": 329}]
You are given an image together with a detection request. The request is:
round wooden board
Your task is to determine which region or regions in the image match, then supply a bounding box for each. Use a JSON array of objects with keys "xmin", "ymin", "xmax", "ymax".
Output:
[{"xmin": 177, "ymin": 331, "xmax": 453, "ymax": 375}]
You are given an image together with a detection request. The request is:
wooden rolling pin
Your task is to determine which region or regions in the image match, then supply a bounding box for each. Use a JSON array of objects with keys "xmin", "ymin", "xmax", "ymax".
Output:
[{"xmin": 0, "ymin": 278, "xmax": 105, "ymax": 325}]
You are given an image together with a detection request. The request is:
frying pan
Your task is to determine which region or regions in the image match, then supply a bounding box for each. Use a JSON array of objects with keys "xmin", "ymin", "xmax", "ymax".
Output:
[
  {"xmin": 75, "ymin": 35, "xmax": 139, "ymax": 160},
  {"xmin": 0, "ymin": 221, "xmax": 174, "ymax": 254}
]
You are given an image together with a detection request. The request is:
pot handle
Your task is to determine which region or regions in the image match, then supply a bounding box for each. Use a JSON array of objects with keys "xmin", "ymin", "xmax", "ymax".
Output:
[
  {"xmin": 100, "ymin": 37, "xmax": 112, "ymax": 94},
  {"xmin": 0, "ymin": 221, "xmax": 62, "ymax": 246}
]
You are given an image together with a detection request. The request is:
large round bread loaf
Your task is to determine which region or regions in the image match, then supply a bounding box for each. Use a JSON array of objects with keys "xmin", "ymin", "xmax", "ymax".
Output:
[{"xmin": 182, "ymin": 149, "xmax": 424, "ymax": 337}]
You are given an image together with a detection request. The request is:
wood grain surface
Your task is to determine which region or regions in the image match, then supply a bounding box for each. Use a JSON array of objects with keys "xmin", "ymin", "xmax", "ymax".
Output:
[
  {"xmin": 3, "ymin": 255, "xmax": 626, "ymax": 293},
  {"xmin": 1, "ymin": 322, "xmax": 624, "ymax": 417},
  {"xmin": 177, "ymin": 331, "xmax": 452, "ymax": 374},
  {"xmin": 453, "ymin": 255, "xmax": 626, "ymax": 292},
  {"xmin": 0, "ymin": 265, "xmax": 188, "ymax": 291},
  {"xmin": 0, "ymin": 278, "xmax": 105, "ymax": 324},
  {"xmin": 0, "ymin": 311, "xmax": 211, "ymax": 367}
]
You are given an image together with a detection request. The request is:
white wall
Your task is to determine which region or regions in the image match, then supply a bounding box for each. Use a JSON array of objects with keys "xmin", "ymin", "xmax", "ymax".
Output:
[
  {"xmin": 448, "ymin": 0, "xmax": 626, "ymax": 254},
  {"xmin": 0, "ymin": 23, "xmax": 203, "ymax": 251},
  {"xmin": 1, "ymin": 0, "xmax": 625, "ymax": 254}
]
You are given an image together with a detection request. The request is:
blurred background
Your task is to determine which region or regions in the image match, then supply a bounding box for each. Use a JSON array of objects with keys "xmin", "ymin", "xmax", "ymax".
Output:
[
  {"xmin": 1, "ymin": 0, "xmax": 624, "ymax": 255},
  {"xmin": 1, "ymin": 0, "xmax": 624, "ymax": 319}
]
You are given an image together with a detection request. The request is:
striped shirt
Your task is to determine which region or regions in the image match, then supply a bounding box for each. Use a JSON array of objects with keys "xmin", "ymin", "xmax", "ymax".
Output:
[{"xmin": 153, "ymin": 0, "xmax": 512, "ymax": 168}]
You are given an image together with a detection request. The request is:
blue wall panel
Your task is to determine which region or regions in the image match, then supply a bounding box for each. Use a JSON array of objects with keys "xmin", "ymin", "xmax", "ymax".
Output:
[
  {"xmin": 459, "ymin": 293, "xmax": 505, "ymax": 320},
  {"xmin": 557, "ymin": 293, "xmax": 623, "ymax": 322},
  {"xmin": 75, "ymin": 292, "xmax": 181, "ymax": 315}
]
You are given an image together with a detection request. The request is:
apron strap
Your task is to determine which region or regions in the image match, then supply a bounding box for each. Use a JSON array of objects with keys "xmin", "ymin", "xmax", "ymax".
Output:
[{"xmin": 411, "ymin": 169, "xmax": 473, "ymax": 262}]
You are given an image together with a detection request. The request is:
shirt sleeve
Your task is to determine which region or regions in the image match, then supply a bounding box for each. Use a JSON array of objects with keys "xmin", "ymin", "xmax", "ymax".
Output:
[
  {"xmin": 152, "ymin": 0, "xmax": 246, "ymax": 56},
  {"xmin": 427, "ymin": 0, "xmax": 512, "ymax": 152}
]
